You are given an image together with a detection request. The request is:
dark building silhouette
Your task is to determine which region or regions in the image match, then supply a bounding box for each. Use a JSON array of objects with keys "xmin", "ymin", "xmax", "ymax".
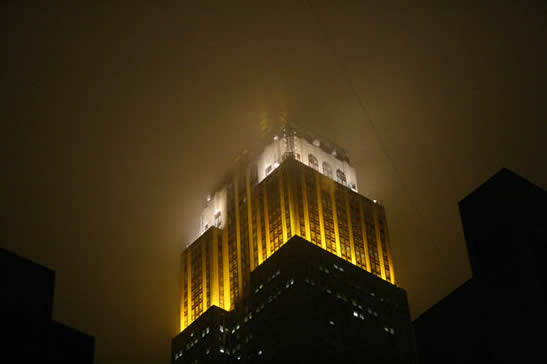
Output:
[
  {"xmin": 172, "ymin": 306, "xmax": 231, "ymax": 364},
  {"xmin": 1, "ymin": 248, "xmax": 95, "ymax": 363},
  {"xmin": 2, "ymin": 248, "xmax": 55, "ymax": 360},
  {"xmin": 172, "ymin": 236, "xmax": 416, "ymax": 364},
  {"xmin": 414, "ymin": 168, "xmax": 547, "ymax": 363}
]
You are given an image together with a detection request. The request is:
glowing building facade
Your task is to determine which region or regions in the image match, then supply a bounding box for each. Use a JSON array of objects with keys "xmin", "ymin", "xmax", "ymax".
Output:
[{"xmin": 179, "ymin": 126, "xmax": 396, "ymax": 332}]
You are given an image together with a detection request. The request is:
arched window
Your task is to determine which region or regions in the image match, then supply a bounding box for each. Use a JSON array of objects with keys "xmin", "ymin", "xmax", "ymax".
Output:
[
  {"xmin": 308, "ymin": 154, "xmax": 319, "ymax": 170},
  {"xmin": 214, "ymin": 211, "xmax": 222, "ymax": 228},
  {"xmin": 322, "ymin": 162, "xmax": 333, "ymax": 179},
  {"xmin": 336, "ymin": 169, "xmax": 347, "ymax": 185}
]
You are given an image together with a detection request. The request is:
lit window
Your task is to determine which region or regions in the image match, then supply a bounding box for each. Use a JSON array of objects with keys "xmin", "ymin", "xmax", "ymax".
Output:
[
  {"xmin": 220, "ymin": 348, "xmax": 225, "ymax": 353},
  {"xmin": 214, "ymin": 211, "xmax": 222, "ymax": 227},
  {"xmin": 353, "ymin": 311, "xmax": 359, "ymax": 317}
]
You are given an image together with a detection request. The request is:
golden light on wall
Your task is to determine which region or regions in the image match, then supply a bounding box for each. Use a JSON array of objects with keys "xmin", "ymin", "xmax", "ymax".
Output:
[{"xmin": 179, "ymin": 158, "xmax": 395, "ymax": 332}]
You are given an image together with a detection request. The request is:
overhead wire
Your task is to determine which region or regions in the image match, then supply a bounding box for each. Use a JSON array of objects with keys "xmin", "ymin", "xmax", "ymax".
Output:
[{"xmin": 304, "ymin": 1, "xmax": 430, "ymax": 229}]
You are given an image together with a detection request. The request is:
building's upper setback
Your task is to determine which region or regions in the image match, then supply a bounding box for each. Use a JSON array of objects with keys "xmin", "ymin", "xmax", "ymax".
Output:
[
  {"xmin": 200, "ymin": 124, "xmax": 358, "ymax": 235},
  {"xmin": 179, "ymin": 124, "xmax": 395, "ymax": 331}
]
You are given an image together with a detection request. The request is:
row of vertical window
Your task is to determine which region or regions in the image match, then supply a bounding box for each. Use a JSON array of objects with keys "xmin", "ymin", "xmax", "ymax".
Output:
[
  {"xmin": 227, "ymin": 186, "xmax": 239, "ymax": 309},
  {"xmin": 321, "ymin": 190, "xmax": 337, "ymax": 253},
  {"xmin": 307, "ymin": 154, "xmax": 351, "ymax": 186},
  {"xmin": 300, "ymin": 170, "xmax": 390, "ymax": 281},
  {"xmin": 282, "ymin": 170, "xmax": 291, "ymax": 238},
  {"xmin": 335, "ymin": 186, "xmax": 352, "ymax": 262},
  {"xmin": 305, "ymin": 173, "xmax": 322, "ymax": 246},
  {"xmin": 191, "ymin": 244, "xmax": 204, "ymax": 320}
]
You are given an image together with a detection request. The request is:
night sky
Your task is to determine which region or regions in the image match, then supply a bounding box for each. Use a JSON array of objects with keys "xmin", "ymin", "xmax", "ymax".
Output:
[{"xmin": 4, "ymin": 3, "xmax": 547, "ymax": 363}]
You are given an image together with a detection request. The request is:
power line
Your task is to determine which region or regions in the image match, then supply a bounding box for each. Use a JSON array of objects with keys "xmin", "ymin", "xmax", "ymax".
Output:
[{"xmin": 305, "ymin": 1, "xmax": 428, "ymax": 224}]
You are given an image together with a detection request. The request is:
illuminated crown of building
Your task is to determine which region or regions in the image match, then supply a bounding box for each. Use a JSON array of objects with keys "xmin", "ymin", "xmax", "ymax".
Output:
[{"xmin": 200, "ymin": 124, "xmax": 358, "ymax": 235}]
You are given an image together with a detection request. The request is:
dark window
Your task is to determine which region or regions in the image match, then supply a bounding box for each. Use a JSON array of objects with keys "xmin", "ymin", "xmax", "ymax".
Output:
[
  {"xmin": 336, "ymin": 169, "xmax": 347, "ymax": 184},
  {"xmin": 308, "ymin": 154, "xmax": 319, "ymax": 170},
  {"xmin": 322, "ymin": 162, "xmax": 333, "ymax": 178}
]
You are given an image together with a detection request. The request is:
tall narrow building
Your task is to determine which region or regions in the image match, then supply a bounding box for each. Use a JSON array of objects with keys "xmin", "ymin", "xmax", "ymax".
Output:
[
  {"xmin": 173, "ymin": 125, "xmax": 415, "ymax": 364},
  {"xmin": 179, "ymin": 125, "xmax": 396, "ymax": 331}
]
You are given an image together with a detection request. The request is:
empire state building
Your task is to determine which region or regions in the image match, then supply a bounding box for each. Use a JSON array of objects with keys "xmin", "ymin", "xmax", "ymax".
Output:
[{"xmin": 173, "ymin": 124, "xmax": 416, "ymax": 364}]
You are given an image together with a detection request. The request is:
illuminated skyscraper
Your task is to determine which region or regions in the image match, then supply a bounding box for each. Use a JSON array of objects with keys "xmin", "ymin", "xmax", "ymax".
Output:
[
  {"xmin": 172, "ymin": 125, "xmax": 416, "ymax": 364},
  {"xmin": 179, "ymin": 125, "xmax": 396, "ymax": 331}
]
